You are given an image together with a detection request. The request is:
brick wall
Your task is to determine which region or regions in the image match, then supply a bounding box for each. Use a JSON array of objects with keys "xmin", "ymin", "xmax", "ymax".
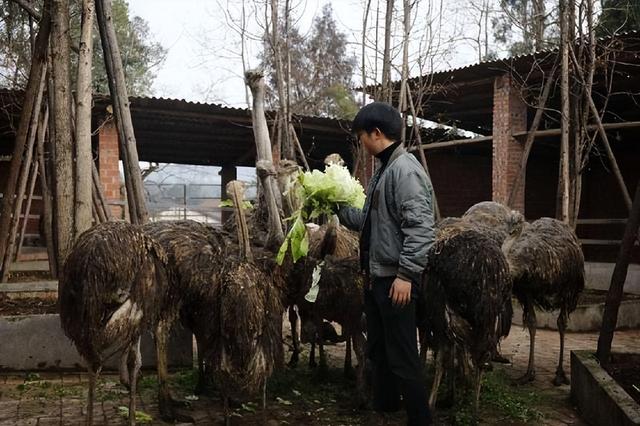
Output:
[
  {"xmin": 492, "ymin": 73, "xmax": 527, "ymax": 214},
  {"xmin": 98, "ymin": 121, "xmax": 124, "ymax": 219},
  {"xmin": 426, "ymin": 149, "xmax": 492, "ymax": 218}
]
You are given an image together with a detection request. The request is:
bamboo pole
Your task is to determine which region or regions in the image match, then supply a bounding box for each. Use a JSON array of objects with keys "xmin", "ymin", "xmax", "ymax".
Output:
[
  {"xmin": 95, "ymin": 0, "xmax": 148, "ymax": 224},
  {"xmin": 0, "ymin": 4, "xmax": 50, "ymax": 273}
]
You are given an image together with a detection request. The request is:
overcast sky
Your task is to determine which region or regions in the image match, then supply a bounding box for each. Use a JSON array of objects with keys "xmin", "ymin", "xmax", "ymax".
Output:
[{"xmin": 127, "ymin": 0, "xmax": 483, "ymax": 107}]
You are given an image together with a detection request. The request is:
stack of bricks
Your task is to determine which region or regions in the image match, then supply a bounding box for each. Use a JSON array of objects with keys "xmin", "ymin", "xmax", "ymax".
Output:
[
  {"xmin": 98, "ymin": 120, "xmax": 125, "ymax": 219},
  {"xmin": 492, "ymin": 73, "xmax": 527, "ymax": 214}
]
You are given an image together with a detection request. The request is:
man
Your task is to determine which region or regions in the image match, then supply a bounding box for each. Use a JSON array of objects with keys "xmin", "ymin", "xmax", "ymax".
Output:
[{"xmin": 338, "ymin": 102, "xmax": 435, "ymax": 425}]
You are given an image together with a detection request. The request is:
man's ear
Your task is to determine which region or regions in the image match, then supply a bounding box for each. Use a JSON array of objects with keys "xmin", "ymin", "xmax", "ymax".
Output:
[{"xmin": 372, "ymin": 128, "xmax": 383, "ymax": 139}]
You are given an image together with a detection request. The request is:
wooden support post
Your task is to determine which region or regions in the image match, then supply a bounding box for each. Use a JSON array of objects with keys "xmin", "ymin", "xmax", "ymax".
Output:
[
  {"xmin": 92, "ymin": 162, "xmax": 112, "ymax": 221},
  {"xmin": 95, "ymin": 0, "xmax": 148, "ymax": 224},
  {"xmin": 406, "ymin": 84, "xmax": 440, "ymax": 221},
  {"xmin": 597, "ymin": 180, "xmax": 640, "ymax": 363},
  {"xmin": 245, "ymin": 71, "xmax": 285, "ymax": 250},
  {"xmin": 507, "ymin": 64, "xmax": 556, "ymax": 207},
  {"xmin": 219, "ymin": 165, "xmax": 237, "ymax": 224},
  {"xmin": 0, "ymin": 4, "xmax": 50, "ymax": 275},
  {"xmin": 15, "ymin": 155, "xmax": 39, "ymax": 261},
  {"xmin": 0, "ymin": 71, "xmax": 47, "ymax": 282},
  {"xmin": 569, "ymin": 47, "xmax": 633, "ymax": 212}
]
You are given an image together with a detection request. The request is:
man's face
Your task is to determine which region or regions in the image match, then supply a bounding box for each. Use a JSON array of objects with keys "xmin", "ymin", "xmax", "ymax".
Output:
[{"xmin": 357, "ymin": 129, "xmax": 380, "ymax": 155}]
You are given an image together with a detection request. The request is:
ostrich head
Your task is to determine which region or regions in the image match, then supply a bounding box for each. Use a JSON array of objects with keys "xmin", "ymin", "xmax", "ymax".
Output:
[
  {"xmin": 277, "ymin": 160, "xmax": 302, "ymax": 217},
  {"xmin": 324, "ymin": 153, "xmax": 345, "ymax": 167},
  {"xmin": 501, "ymin": 209, "xmax": 526, "ymax": 271}
]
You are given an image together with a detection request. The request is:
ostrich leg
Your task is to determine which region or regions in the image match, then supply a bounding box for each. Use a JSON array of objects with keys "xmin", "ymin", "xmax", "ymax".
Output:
[
  {"xmin": 352, "ymin": 331, "xmax": 368, "ymax": 407},
  {"xmin": 127, "ymin": 338, "xmax": 142, "ymax": 426},
  {"xmin": 309, "ymin": 340, "xmax": 317, "ymax": 368},
  {"xmin": 343, "ymin": 329, "xmax": 355, "ymax": 379},
  {"xmin": 288, "ymin": 306, "xmax": 300, "ymax": 367},
  {"xmin": 194, "ymin": 333, "xmax": 208, "ymax": 395},
  {"xmin": 85, "ymin": 365, "xmax": 101, "ymax": 426},
  {"xmin": 155, "ymin": 321, "xmax": 194, "ymax": 422},
  {"xmin": 428, "ymin": 349, "xmax": 445, "ymax": 411},
  {"xmin": 119, "ymin": 350, "xmax": 130, "ymax": 389},
  {"xmin": 318, "ymin": 340, "xmax": 328, "ymax": 377},
  {"xmin": 518, "ymin": 302, "xmax": 537, "ymax": 384},
  {"xmin": 553, "ymin": 309, "xmax": 570, "ymax": 386},
  {"xmin": 473, "ymin": 368, "xmax": 483, "ymax": 416}
]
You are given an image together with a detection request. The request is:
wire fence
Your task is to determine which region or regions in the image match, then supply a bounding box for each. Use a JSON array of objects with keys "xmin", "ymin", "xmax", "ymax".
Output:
[{"xmin": 144, "ymin": 182, "xmax": 257, "ymax": 225}]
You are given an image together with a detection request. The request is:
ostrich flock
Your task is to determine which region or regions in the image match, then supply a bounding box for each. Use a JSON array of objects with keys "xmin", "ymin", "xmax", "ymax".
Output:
[{"xmin": 57, "ymin": 160, "xmax": 585, "ymax": 425}]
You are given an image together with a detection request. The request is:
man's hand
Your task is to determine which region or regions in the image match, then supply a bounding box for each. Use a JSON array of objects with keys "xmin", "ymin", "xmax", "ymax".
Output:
[{"xmin": 389, "ymin": 277, "xmax": 412, "ymax": 307}]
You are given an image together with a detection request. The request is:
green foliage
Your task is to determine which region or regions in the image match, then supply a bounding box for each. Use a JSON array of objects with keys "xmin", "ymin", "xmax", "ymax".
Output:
[
  {"xmin": 220, "ymin": 199, "xmax": 253, "ymax": 210},
  {"xmin": 492, "ymin": 0, "xmax": 559, "ymax": 56},
  {"xmin": 117, "ymin": 406, "xmax": 153, "ymax": 424},
  {"xmin": 276, "ymin": 164, "xmax": 365, "ymax": 265},
  {"xmin": 597, "ymin": 0, "xmax": 640, "ymax": 37},
  {"xmin": 261, "ymin": 4, "xmax": 357, "ymax": 118},
  {"xmin": 0, "ymin": 0, "xmax": 165, "ymax": 95}
]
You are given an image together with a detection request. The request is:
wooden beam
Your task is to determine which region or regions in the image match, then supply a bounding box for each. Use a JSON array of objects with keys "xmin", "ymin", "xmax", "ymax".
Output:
[
  {"xmin": 576, "ymin": 218, "xmax": 627, "ymax": 225},
  {"xmin": 513, "ymin": 120, "xmax": 640, "ymax": 139},
  {"xmin": 415, "ymin": 135, "xmax": 493, "ymax": 151}
]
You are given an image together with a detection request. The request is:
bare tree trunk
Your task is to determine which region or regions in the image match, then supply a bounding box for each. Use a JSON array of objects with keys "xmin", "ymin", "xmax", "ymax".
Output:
[
  {"xmin": 245, "ymin": 71, "xmax": 285, "ymax": 249},
  {"xmin": 74, "ymin": 0, "xmax": 94, "ymax": 236},
  {"xmin": 270, "ymin": 0, "xmax": 291, "ymax": 161},
  {"xmin": 0, "ymin": 2, "xmax": 49, "ymax": 276},
  {"xmin": 362, "ymin": 0, "xmax": 372, "ymax": 106},
  {"xmin": 399, "ymin": 0, "xmax": 410, "ymax": 144},
  {"xmin": 597, "ymin": 180, "xmax": 640, "ymax": 363},
  {"xmin": 95, "ymin": 0, "xmax": 148, "ymax": 224},
  {"xmin": 381, "ymin": 0, "xmax": 394, "ymax": 103},
  {"xmin": 559, "ymin": 0, "xmax": 570, "ymax": 223},
  {"xmin": 51, "ymin": 0, "xmax": 75, "ymax": 269}
]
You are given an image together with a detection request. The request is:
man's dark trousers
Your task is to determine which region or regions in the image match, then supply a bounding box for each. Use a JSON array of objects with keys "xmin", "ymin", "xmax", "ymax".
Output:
[{"xmin": 365, "ymin": 276, "xmax": 431, "ymax": 425}]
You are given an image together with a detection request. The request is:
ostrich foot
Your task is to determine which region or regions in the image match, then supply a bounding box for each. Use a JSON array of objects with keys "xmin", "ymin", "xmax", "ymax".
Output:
[
  {"xmin": 288, "ymin": 352, "xmax": 299, "ymax": 368},
  {"xmin": 159, "ymin": 404, "xmax": 195, "ymax": 424},
  {"xmin": 491, "ymin": 352, "xmax": 511, "ymax": 364},
  {"xmin": 552, "ymin": 369, "xmax": 570, "ymax": 386},
  {"xmin": 515, "ymin": 370, "xmax": 535, "ymax": 385},
  {"xmin": 343, "ymin": 364, "xmax": 356, "ymax": 380}
]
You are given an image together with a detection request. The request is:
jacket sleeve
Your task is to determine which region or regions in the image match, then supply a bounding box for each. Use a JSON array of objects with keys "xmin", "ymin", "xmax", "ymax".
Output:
[
  {"xmin": 394, "ymin": 167, "xmax": 435, "ymax": 284},
  {"xmin": 337, "ymin": 206, "xmax": 365, "ymax": 232}
]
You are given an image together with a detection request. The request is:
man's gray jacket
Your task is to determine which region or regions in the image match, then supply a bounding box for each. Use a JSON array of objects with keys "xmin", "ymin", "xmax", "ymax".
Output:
[{"xmin": 338, "ymin": 146, "xmax": 435, "ymax": 284}]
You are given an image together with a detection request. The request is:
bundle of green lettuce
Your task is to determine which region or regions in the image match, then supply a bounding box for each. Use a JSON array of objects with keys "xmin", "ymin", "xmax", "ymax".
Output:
[{"xmin": 276, "ymin": 163, "xmax": 366, "ymax": 264}]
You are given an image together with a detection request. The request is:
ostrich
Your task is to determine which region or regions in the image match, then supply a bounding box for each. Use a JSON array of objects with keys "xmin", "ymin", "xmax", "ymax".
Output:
[
  {"xmin": 211, "ymin": 181, "xmax": 284, "ymax": 421},
  {"xmin": 422, "ymin": 224, "xmax": 512, "ymax": 412},
  {"xmin": 296, "ymin": 217, "xmax": 368, "ymax": 404},
  {"xmin": 59, "ymin": 222, "xmax": 176, "ymax": 426},
  {"xmin": 502, "ymin": 217, "xmax": 585, "ymax": 385},
  {"xmin": 141, "ymin": 219, "xmax": 228, "ymax": 396}
]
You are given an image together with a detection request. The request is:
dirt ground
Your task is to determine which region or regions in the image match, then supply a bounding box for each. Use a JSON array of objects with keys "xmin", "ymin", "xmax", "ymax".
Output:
[{"xmin": 0, "ymin": 326, "xmax": 639, "ymax": 425}]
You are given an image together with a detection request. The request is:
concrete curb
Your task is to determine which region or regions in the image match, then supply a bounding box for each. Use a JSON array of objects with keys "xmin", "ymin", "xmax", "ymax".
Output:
[
  {"xmin": 571, "ymin": 350, "xmax": 640, "ymax": 426},
  {"xmin": 0, "ymin": 314, "xmax": 193, "ymax": 372},
  {"xmin": 512, "ymin": 299, "xmax": 640, "ymax": 332}
]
